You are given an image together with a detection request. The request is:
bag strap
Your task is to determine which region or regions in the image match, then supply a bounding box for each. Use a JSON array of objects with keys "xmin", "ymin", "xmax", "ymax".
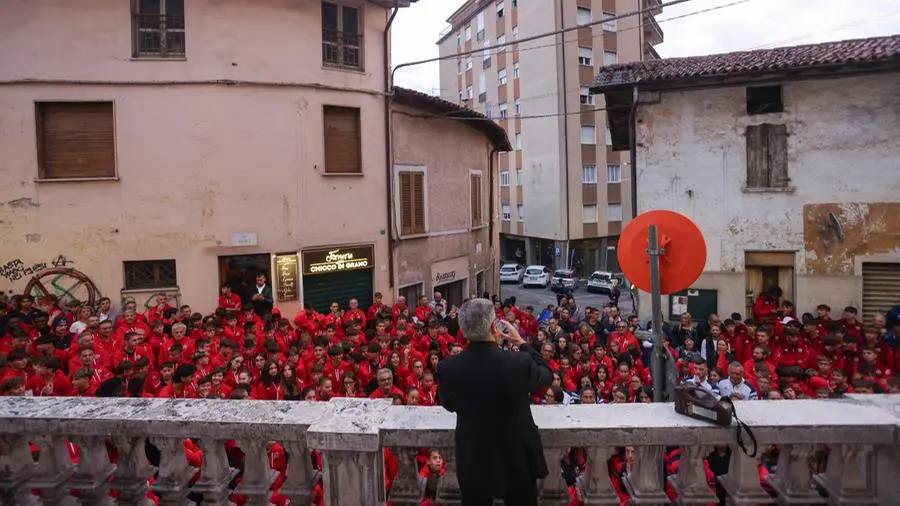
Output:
[{"xmin": 731, "ymin": 404, "xmax": 758, "ymax": 458}]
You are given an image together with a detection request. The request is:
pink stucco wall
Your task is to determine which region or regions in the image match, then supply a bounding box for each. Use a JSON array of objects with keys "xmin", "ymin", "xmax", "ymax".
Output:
[{"xmin": 0, "ymin": 0, "xmax": 393, "ymax": 314}]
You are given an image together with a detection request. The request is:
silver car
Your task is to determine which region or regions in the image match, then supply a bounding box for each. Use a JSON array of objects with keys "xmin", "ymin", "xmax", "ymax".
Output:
[
  {"xmin": 586, "ymin": 271, "xmax": 617, "ymax": 294},
  {"xmin": 499, "ymin": 263, "xmax": 525, "ymax": 283}
]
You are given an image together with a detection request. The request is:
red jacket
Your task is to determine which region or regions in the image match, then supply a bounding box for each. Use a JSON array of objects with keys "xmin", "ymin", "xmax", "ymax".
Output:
[{"xmin": 25, "ymin": 370, "xmax": 74, "ymax": 397}]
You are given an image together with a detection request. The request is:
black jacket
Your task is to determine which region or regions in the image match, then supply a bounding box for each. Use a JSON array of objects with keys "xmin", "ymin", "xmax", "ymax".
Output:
[{"xmin": 436, "ymin": 341, "xmax": 553, "ymax": 498}]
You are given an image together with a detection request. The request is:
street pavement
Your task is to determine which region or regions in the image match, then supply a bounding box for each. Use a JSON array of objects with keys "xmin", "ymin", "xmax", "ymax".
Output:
[{"xmin": 499, "ymin": 281, "xmax": 635, "ymax": 315}]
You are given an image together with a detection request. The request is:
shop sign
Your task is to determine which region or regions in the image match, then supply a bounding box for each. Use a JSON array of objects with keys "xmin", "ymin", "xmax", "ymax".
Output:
[
  {"xmin": 303, "ymin": 246, "xmax": 374, "ymax": 276},
  {"xmin": 433, "ymin": 271, "xmax": 457, "ymax": 284},
  {"xmin": 274, "ymin": 253, "xmax": 299, "ymax": 302},
  {"xmin": 430, "ymin": 256, "xmax": 469, "ymax": 286}
]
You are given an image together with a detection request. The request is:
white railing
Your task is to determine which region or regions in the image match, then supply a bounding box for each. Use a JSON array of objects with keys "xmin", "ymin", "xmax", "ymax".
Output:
[{"xmin": 0, "ymin": 395, "xmax": 897, "ymax": 505}]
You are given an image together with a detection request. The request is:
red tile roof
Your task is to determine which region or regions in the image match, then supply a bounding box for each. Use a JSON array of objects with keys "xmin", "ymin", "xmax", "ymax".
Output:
[{"xmin": 591, "ymin": 34, "xmax": 900, "ymax": 92}]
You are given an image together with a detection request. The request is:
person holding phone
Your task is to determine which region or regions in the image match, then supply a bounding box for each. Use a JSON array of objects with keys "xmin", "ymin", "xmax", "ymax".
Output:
[{"xmin": 435, "ymin": 298, "xmax": 553, "ymax": 506}]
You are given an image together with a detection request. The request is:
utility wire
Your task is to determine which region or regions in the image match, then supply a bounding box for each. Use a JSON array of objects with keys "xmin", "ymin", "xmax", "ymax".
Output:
[{"xmin": 391, "ymin": 0, "xmax": 696, "ymax": 80}]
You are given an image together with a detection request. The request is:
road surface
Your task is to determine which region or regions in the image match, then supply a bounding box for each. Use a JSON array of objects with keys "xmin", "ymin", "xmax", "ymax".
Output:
[{"xmin": 499, "ymin": 281, "xmax": 635, "ymax": 315}]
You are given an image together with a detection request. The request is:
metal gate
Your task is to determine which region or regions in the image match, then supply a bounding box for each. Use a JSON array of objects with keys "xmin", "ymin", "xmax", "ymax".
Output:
[{"xmin": 862, "ymin": 262, "xmax": 900, "ymax": 324}]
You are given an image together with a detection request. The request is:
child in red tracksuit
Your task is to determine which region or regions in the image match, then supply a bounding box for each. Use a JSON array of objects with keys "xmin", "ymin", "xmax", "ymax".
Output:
[{"xmin": 418, "ymin": 449, "xmax": 446, "ymax": 506}]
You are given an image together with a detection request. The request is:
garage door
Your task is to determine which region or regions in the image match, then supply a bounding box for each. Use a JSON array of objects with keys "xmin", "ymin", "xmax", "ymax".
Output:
[
  {"xmin": 862, "ymin": 262, "xmax": 900, "ymax": 324},
  {"xmin": 302, "ymin": 269, "xmax": 373, "ymax": 315}
]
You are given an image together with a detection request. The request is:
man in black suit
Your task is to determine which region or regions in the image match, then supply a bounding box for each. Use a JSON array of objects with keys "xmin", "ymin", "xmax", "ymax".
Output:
[
  {"xmin": 435, "ymin": 298, "xmax": 553, "ymax": 506},
  {"xmin": 250, "ymin": 272, "xmax": 273, "ymax": 318}
]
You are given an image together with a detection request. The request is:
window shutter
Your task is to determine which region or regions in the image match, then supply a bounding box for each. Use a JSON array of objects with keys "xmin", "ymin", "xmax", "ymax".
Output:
[
  {"xmin": 412, "ymin": 172, "xmax": 425, "ymax": 234},
  {"xmin": 37, "ymin": 102, "xmax": 115, "ymax": 179},
  {"xmin": 399, "ymin": 172, "xmax": 413, "ymax": 234},
  {"xmin": 745, "ymin": 124, "xmax": 767, "ymax": 188},
  {"xmin": 471, "ymin": 175, "xmax": 482, "ymax": 225},
  {"xmin": 767, "ymin": 124, "xmax": 788, "ymax": 187},
  {"xmin": 323, "ymin": 106, "xmax": 361, "ymax": 173}
]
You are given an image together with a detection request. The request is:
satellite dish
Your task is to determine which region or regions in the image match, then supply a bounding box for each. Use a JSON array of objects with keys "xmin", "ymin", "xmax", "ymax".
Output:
[{"xmin": 828, "ymin": 212, "xmax": 844, "ymax": 242}]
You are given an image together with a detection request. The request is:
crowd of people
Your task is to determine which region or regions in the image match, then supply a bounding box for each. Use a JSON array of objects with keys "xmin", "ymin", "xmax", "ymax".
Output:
[{"xmin": 1, "ymin": 276, "xmax": 898, "ymax": 505}]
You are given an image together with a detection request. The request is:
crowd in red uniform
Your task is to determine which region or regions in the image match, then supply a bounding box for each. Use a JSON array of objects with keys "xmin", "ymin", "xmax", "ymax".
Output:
[{"xmin": 1, "ymin": 282, "xmax": 898, "ymax": 505}]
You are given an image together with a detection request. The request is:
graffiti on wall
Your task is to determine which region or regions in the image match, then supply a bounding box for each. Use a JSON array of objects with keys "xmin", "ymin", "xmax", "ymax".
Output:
[{"xmin": 0, "ymin": 254, "xmax": 74, "ymax": 282}]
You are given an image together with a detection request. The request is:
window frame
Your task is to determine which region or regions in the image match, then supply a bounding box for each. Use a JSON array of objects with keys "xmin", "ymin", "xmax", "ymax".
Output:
[
  {"xmin": 516, "ymin": 169, "xmax": 523, "ymax": 186},
  {"xmin": 576, "ymin": 7, "xmax": 592, "ymax": 25},
  {"xmin": 496, "ymin": 1, "xmax": 505, "ymax": 18},
  {"xmin": 501, "ymin": 204, "xmax": 512, "ymax": 222},
  {"xmin": 499, "ymin": 170, "xmax": 510, "ymax": 187},
  {"xmin": 607, "ymin": 203, "xmax": 623, "ymax": 222},
  {"xmin": 607, "ymin": 164, "xmax": 621, "ymax": 183},
  {"xmin": 516, "ymin": 204, "xmax": 524, "ymax": 222},
  {"xmin": 603, "ymin": 51, "xmax": 618, "ymax": 66},
  {"xmin": 580, "ymin": 124, "xmax": 597, "ymax": 145},
  {"xmin": 470, "ymin": 171, "xmax": 485, "ymax": 228},
  {"xmin": 131, "ymin": 0, "xmax": 186, "ymax": 59},
  {"xmin": 513, "ymin": 63, "xmax": 520, "ymax": 79},
  {"xmin": 396, "ymin": 165, "xmax": 428, "ymax": 237},
  {"xmin": 578, "ymin": 47, "xmax": 593, "ymax": 67},
  {"xmin": 580, "ymin": 87, "xmax": 595, "ymax": 105},
  {"xmin": 498, "ymin": 68, "xmax": 508, "ymax": 85},
  {"xmin": 582, "ymin": 205, "xmax": 598, "ymax": 224},
  {"xmin": 123, "ymin": 259, "xmax": 178, "ymax": 290},
  {"xmin": 321, "ymin": 1, "xmax": 364, "ymax": 71},
  {"xmin": 582, "ymin": 164, "xmax": 598, "ymax": 183},
  {"xmin": 514, "ymin": 133, "xmax": 522, "ymax": 150},
  {"xmin": 499, "ymin": 102, "xmax": 508, "ymax": 119},
  {"xmin": 602, "ymin": 12, "xmax": 617, "ymax": 32},
  {"xmin": 322, "ymin": 105, "xmax": 363, "ymax": 174}
]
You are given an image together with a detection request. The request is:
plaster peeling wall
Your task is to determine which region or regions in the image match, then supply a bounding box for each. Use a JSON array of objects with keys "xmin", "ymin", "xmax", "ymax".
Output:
[
  {"xmin": 636, "ymin": 72, "xmax": 900, "ymax": 275},
  {"xmin": 804, "ymin": 203, "xmax": 900, "ymax": 275}
]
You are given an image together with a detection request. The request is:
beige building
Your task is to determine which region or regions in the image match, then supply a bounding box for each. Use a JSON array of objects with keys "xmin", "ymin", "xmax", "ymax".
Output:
[
  {"xmin": 437, "ymin": 0, "xmax": 662, "ymax": 273},
  {"xmin": 390, "ymin": 88, "xmax": 510, "ymax": 308},
  {"xmin": 0, "ymin": 0, "xmax": 500, "ymax": 316}
]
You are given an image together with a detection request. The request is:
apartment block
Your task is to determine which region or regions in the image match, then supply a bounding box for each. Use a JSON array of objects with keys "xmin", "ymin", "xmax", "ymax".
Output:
[{"xmin": 437, "ymin": 0, "xmax": 663, "ymax": 274}]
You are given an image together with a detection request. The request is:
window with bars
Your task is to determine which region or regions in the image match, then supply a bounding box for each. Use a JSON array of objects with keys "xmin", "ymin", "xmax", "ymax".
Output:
[
  {"xmin": 36, "ymin": 102, "xmax": 116, "ymax": 180},
  {"xmin": 471, "ymin": 174, "xmax": 483, "ymax": 226},
  {"xmin": 132, "ymin": 0, "xmax": 186, "ymax": 58},
  {"xmin": 124, "ymin": 260, "xmax": 177, "ymax": 290},
  {"xmin": 399, "ymin": 170, "xmax": 426, "ymax": 235},
  {"xmin": 322, "ymin": 1, "xmax": 363, "ymax": 70},
  {"xmin": 323, "ymin": 106, "xmax": 362, "ymax": 173}
]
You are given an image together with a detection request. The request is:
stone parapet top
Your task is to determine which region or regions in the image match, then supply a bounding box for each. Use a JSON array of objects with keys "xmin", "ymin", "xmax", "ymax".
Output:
[{"xmin": 0, "ymin": 396, "xmax": 897, "ymax": 448}]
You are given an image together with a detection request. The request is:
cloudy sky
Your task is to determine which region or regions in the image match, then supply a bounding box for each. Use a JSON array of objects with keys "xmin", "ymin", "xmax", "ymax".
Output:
[{"xmin": 391, "ymin": 0, "xmax": 900, "ymax": 94}]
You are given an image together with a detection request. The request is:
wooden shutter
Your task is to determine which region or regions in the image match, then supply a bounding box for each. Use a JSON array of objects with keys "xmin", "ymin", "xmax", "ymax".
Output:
[
  {"xmin": 745, "ymin": 124, "xmax": 767, "ymax": 188},
  {"xmin": 470, "ymin": 174, "xmax": 482, "ymax": 225},
  {"xmin": 767, "ymin": 124, "xmax": 788, "ymax": 187},
  {"xmin": 323, "ymin": 106, "xmax": 361, "ymax": 173},
  {"xmin": 746, "ymin": 123, "xmax": 788, "ymax": 189},
  {"xmin": 862, "ymin": 262, "xmax": 900, "ymax": 324},
  {"xmin": 37, "ymin": 102, "xmax": 115, "ymax": 179},
  {"xmin": 399, "ymin": 171, "xmax": 425, "ymax": 235}
]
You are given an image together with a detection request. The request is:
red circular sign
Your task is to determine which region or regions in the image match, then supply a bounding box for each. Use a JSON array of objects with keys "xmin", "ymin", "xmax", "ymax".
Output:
[{"xmin": 618, "ymin": 210, "xmax": 707, "ymax": 295}]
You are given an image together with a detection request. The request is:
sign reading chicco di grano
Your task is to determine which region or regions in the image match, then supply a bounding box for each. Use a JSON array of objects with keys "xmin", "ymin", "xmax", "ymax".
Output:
[{"xmin": 302, "ymin": 246, "xmax": 374, "ymax": 276}]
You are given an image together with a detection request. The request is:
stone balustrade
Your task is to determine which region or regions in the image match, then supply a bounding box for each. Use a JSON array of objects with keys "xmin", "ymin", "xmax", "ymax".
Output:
[{"xmin": 0, "ymin": 395, "xmax": 898, "ymax": 505}]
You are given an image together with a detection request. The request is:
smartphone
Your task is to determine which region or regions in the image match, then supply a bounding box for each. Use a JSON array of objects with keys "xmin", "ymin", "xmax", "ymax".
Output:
[{"xmin": 493, "ymin": 319, "xmax": 511, "ymax": 337}]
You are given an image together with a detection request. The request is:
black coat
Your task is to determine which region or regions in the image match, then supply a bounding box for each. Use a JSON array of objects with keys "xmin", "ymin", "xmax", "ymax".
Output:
[{"xmin": 436, "ymin": 341, "xmax": 553, "ymax": 498}]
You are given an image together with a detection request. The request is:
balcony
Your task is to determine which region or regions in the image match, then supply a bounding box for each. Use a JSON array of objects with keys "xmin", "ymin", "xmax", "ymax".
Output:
[
  {"xmin": 643, "ymin": 11, "xmax": 664, "ymax": 46},
  {"xmin": 645, "ymin": 41, "xmax": 661, "ymax": 61},
  {"xmin": 0, "ymin": 396, "xmax": 898, "ymax": 505},
  {"xmin": 645, "ymin": 0, "xmax": 663, "ymax": 16}
]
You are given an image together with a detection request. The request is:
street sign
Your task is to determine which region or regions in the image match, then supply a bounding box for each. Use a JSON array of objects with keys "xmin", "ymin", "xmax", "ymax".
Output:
[{"xmin": 555, "ymin": 247, "xmax": 561, "ymax": 257}]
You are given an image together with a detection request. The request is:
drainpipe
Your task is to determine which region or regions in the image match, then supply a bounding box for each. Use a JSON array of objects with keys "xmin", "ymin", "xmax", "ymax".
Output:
[
  {"xmin": 488, "ymin": 146, "xmax": 501, "ymax": 292},
  {"xmin": 628, "ymin": 85, "xmax": 639, "ymax": 220},
  {"xmin": 557, "ymin": 1, "xmax": 571, "ymax": 269},
  {"xmin": 384, "ymin": 2, "xmax": 399, "ymax": 294}
]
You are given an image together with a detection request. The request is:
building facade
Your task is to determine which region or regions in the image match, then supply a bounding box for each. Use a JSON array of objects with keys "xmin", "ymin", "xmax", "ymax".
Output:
[
  {"xmin": 0, "ymin": 0, "xmax": 420, "ymax": 315},
  {"xmin": 436, "ymin": 0, "xmax": 662, "ymax": 274},
  {"xmin": 390, "ymin": 88, "xmax": 510, "ymax": 308},
  {"xmin": 593, "ymin": 35, "xmax": 900, "ymax": 323}
]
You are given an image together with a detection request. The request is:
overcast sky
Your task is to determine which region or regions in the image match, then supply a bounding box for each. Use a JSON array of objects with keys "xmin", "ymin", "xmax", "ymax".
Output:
[{"xmin": 391, "ymin": 0, "xmax": 900, "ymax": 94}]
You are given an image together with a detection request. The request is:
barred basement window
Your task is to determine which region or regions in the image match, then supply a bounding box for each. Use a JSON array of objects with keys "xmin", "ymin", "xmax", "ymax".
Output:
[
  {"xmin": 132, "ymin": 0, "xmax": 186, "ymax": 58},
  {"xmin": 124, "ymin": 260, "xmax": 177, "ymax": 290}
]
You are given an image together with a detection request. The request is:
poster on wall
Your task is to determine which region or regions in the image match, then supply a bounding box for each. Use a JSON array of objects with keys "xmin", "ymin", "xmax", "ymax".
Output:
[{"xmin": 274, "ymin": 253, "xmax": 299, "ymax": 302}]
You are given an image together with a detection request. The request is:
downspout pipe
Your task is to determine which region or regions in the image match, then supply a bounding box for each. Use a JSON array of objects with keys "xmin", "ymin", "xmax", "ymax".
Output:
[
  {"xmin": 628, "ymin": 85, "xmax": 639, "ymax": 220},
  {"xmin": 558, "ymin": 1, "xmax": 571, "ymax": 270},
  {"xmin": 488, "ymin": 146, "xmax": 501, "ymax": 293},
  {"xmin": 384, "ymin": 2, "xmax": 399, "ymax": 294}
]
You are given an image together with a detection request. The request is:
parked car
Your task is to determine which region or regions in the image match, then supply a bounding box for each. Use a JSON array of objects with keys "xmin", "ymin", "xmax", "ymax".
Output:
[
  {"xmin": 550, "ymin": 268, "xmax": 577, "ymax": 293},
  {"xmin": 499, "ymin": 263, "xmax": 525, "ymax": 283},
  {"xmin": 522, "ymin": 265, "xmax": 551, "ymax": 288},
  {"xmin": 586, "ymin": 271, "xmax": 617, "ymax": 294}
]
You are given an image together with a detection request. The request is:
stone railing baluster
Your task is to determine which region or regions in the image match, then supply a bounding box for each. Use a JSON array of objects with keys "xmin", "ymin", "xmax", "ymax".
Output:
[
  {"xmin": 718, "ymin": 443, "xmax": 773, "ymax": 505},
  {"xmin": 0, "ymin": 434, "xmax": 37, "ymax": 506},
  {"xmin": 279, "ymin": 439, "xmax": 318, "ymax": 505},
  {"xmin": 110, "ymin": 436, "xmax": 156, "ymax": 506},
  {"xmin": 68, "ymin": 436, "xmax": 116, "ymax": 506},
  {"xmin": 538, "ymin": 446, "xmax": 570, "ymax": 505},
  {"xmin": 668, "ymin": 444, "xmax": 717, "ymax": 504},
  {"xmin": 436, "ymin": 446, "xmax": 462, "ymax": 504},
  {"xmin": 622, "ymin": 445, "xmax": 667, "ymax": 505},
  {"xmin": 306, "ymin": 398, "xmax": 392, "ymax": 506},
  {"xmin": 814, "ymin": 444, "xmax": 877, "ymax": 505},
  {"xmin": 580, "ymin": 445, "xmax": 619, "ymax": 506},
  {"xmin": 233, "ymin": 439, "xmax": 278, "ymax": 506},
  {"xmin": 149, "ymin": 437, "xmax": 195, "ymax": 506},
  {"xmin": 29, "ymin": 434, "xmax": 76, "ymax": 506},
  {"xmin": 191, "ymin": 438, "xmax": 237, "ymax": 505},
  {"xmin": 387, "ymin": 446, "xmax": 423, "ymax": 505},
  {"xmin": 766, "ymin": 443, "xmax": 825, "ymax": 504}
]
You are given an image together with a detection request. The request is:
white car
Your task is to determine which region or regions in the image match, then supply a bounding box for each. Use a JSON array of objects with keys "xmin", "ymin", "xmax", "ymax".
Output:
[
  {"xmin": 499, "ymin": 263, "xmax": 525, "ymax": 283},
  {"xmin": 586, "ymin": 271, "xmax": 617, "ymax": 294},
  {"xmin": 522, "ymin": 265, "xmax": 551, "ymax": 288}
]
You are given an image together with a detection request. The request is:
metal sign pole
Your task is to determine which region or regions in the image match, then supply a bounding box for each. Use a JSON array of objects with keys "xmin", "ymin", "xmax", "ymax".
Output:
[{"xmin": 648, "ymin": 225, "xmax": 666, "ymax": 402}]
